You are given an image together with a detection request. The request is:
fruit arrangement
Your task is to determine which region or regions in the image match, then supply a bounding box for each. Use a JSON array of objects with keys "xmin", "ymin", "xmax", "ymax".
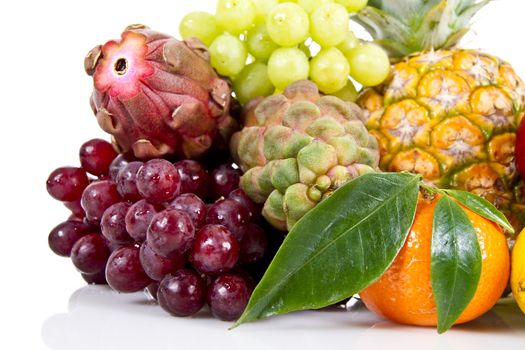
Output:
[{"xmin": 46, "ymin": 0, "xmax": 525, "ymax": 334}]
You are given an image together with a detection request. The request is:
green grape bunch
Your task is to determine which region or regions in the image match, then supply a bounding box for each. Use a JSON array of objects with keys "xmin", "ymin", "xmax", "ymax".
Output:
[{"xmin": 179, "ymin": 0, "xmax": 390, "ymax": 105}]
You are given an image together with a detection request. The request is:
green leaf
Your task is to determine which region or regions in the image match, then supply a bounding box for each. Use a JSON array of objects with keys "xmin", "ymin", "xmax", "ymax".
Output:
[
  {"xmin": 234, "ymin": 172, "xmax": 420, "ymax": 327},
  {"xmin": 431, "ymin": 195, "xmax": 482, "ymax": 333},
  {"xmin": 443, "ymin": 189, "xmax": 514, "ymax": 234}
]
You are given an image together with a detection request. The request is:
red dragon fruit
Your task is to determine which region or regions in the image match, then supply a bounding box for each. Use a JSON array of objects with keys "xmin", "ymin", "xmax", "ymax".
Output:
[{"xmin": 85, "ymin": 24, "xmax": 238, "ymax": 159}]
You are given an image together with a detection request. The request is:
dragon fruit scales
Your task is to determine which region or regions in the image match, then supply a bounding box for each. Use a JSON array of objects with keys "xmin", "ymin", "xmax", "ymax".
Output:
[
  {"xmin": 85, "ymin": 25, "xmax": 238, "ymax": 159},
  {"xmin": 230, "ymin": 81, "xmax": 380, "ymax": 231}
]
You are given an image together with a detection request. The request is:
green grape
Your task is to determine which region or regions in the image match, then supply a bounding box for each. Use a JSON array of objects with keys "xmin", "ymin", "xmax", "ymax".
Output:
[
  {"xmin": 209, "ymin": 34, "xmax": 248, "ymax": 77},
  {"xmin": 215, "ymin": 0, "xmax": 256, "ymax": 35},
  {"xmin": 310, "ymin": 3, "xmax": 349, "ymax": 48},
  {"xmin": 266, "ymin": 3, "xmax": 310, "ymax": 47},
  {"xmin": 346, "ymin": 43, "xmax": 390, "ymax": 86},
  {"xmin": 268, "ymin": 48, "xmax": 309, "ymax": 89},
  {"xmin": 334, "ymin": 0, "xmax": 368, "ymax": 13},
  {"xmin": 336, "ymin": 31, "xmax": 359, "ymax": 55},
  {"xmin": 246, "ymin": 24, "xmax": 280, "ymax": 62},
  {"xmin": 309, "ymin": 48, "xmax": 350, "ymax": 94},
  {"xmin": 333, "ymin": 79, "xmax": 358, "ymax": 102},
  {"xmin": 252, "ymin": 0, "xmax": 279, "ymax": 23},
  {"xmin": 233, "ymin": 62, "xmax": 275, "ymax": 104},
  {"xmin": 298, "ymin": 0, "xmax": 334, "ymax": 13},
  {"xmin": 179, "ymin": 12, "xmax": 221, "ymax": 46}
]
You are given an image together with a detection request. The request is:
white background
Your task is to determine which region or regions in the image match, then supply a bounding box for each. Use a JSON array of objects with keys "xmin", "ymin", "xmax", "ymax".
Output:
[{"xmin": 0, "ymin": 0, "xmax": 524, "ymax": 349}]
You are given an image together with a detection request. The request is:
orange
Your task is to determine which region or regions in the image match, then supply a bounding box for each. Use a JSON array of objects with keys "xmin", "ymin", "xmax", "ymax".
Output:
[{"xmin": 359, "ymin": 195, "xmax": 510, "ymax": 326}]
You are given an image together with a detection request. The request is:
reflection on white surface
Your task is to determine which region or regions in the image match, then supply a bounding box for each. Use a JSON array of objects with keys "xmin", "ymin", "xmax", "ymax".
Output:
[{"xmin": 41, "ymin": 286, "xmax": 525, "ymax": 350}]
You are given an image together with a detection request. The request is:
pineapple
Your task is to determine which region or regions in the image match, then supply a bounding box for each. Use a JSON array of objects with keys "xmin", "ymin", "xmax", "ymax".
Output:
[{"xmin": 354, "ymin": 0, "xmax": 525, "ymax": 232}]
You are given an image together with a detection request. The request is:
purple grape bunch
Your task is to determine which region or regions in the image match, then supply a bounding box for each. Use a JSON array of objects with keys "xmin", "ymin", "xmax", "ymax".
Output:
[{"xmin": 46, "ymin": 139, "xmax": 274, "ymax": 321}]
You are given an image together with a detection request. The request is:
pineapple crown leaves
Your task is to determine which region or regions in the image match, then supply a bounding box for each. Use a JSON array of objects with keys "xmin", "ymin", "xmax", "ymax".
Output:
[{"xmin": 353, "ymin": 0, "xmax": 491, "ymax": 60}]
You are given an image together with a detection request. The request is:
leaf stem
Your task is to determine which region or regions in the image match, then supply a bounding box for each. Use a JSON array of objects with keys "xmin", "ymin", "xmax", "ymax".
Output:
[{"xmin": 419, "ymin": 182, "xmax": 445, "ymax": 197}]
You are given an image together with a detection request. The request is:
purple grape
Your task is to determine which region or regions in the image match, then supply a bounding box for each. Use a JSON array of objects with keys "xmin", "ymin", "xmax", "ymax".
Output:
[
  {"xmin": 190, "ymin": 224, "xmax": 239, "ymax": 275},
  {"xmin": 116, "ymin": 161, "xmax": 144, "ymax": 201},
  {"xmin": 106, "ymin": 240, "xmax": 127, "ymax": 253},
  {"xmin": 147, "ymin": 209, "xmax": 195, "ymax": 258},
  {"xmin": 157, "ymin": 269, "xmax": 206, "ymax": 317},
  {"xmin": 139, "ymin": 242, "xmax": 185, "ymax": 281},
  {"xmin": 81, "ymin": 180, "xmax": 123, "ymax": 224},
  {"xmin": 64, "ymin": 199, "xmax": 85, "ymax": 218},
  {"xmin": 239, "ymin": 224, "xmax": 268, "ymax": 265},
  {"xmin": 79, "ymin": 139, "xmax": 118, "ymax": 176},
  {"xmin": 68, "ymin": 214, "xmax": 85, "ymax": 222},
  {"xmin": 167, "ymin": 194, "xmax": 207, "ymax": 229},
  {"xmin": 71, "ymin": 233, "xmax": 110, "ymax": 274},
  {"xmin": 229, "ymin": 267, "xmax": 256, "ymax": 289},
  {"xmin": 101, "ymin": 202, "xmax": 134, "ymax": 244},
  {"xmin": 173, "ymin": 160, "xmax": 210, "ymax": 198},
  {"xmin": 210, "ymin": 164, "xmax": 241, "ymax": 199},
  {"xmin": 48, "ymin": 220, "xmax": 91, "ymax": 257},
  {"xmin": 109, "ymin": 152, "xmax": 136, "ymax": 181},
  {"xmin": 206, "ymin": 199, "xmax": 250, "ymax": 241},
  {"xmin": 229, "ymin": 189, "xmax": 262, "ymax": 222},
  {"xmin": 106, "ymin": 246, "xmax": 152, "ymax": 293},
  {"xmin": 47, "ymin": 167, "xmax": 89, "ymax": 202},
  {"xmin": 136, "ymin": 159, "xmax": 181, "ymax": 204},
  {"xmin": 125, "ymin": 199, "xmax": 158, "ymax": 243},
  {"xmin": 207, "ymin": 273, "xmax": 253, "ymax": 321},
  {"xmin": 81, "ymin": 271, "xmax": 108, "ymax": 285}
]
